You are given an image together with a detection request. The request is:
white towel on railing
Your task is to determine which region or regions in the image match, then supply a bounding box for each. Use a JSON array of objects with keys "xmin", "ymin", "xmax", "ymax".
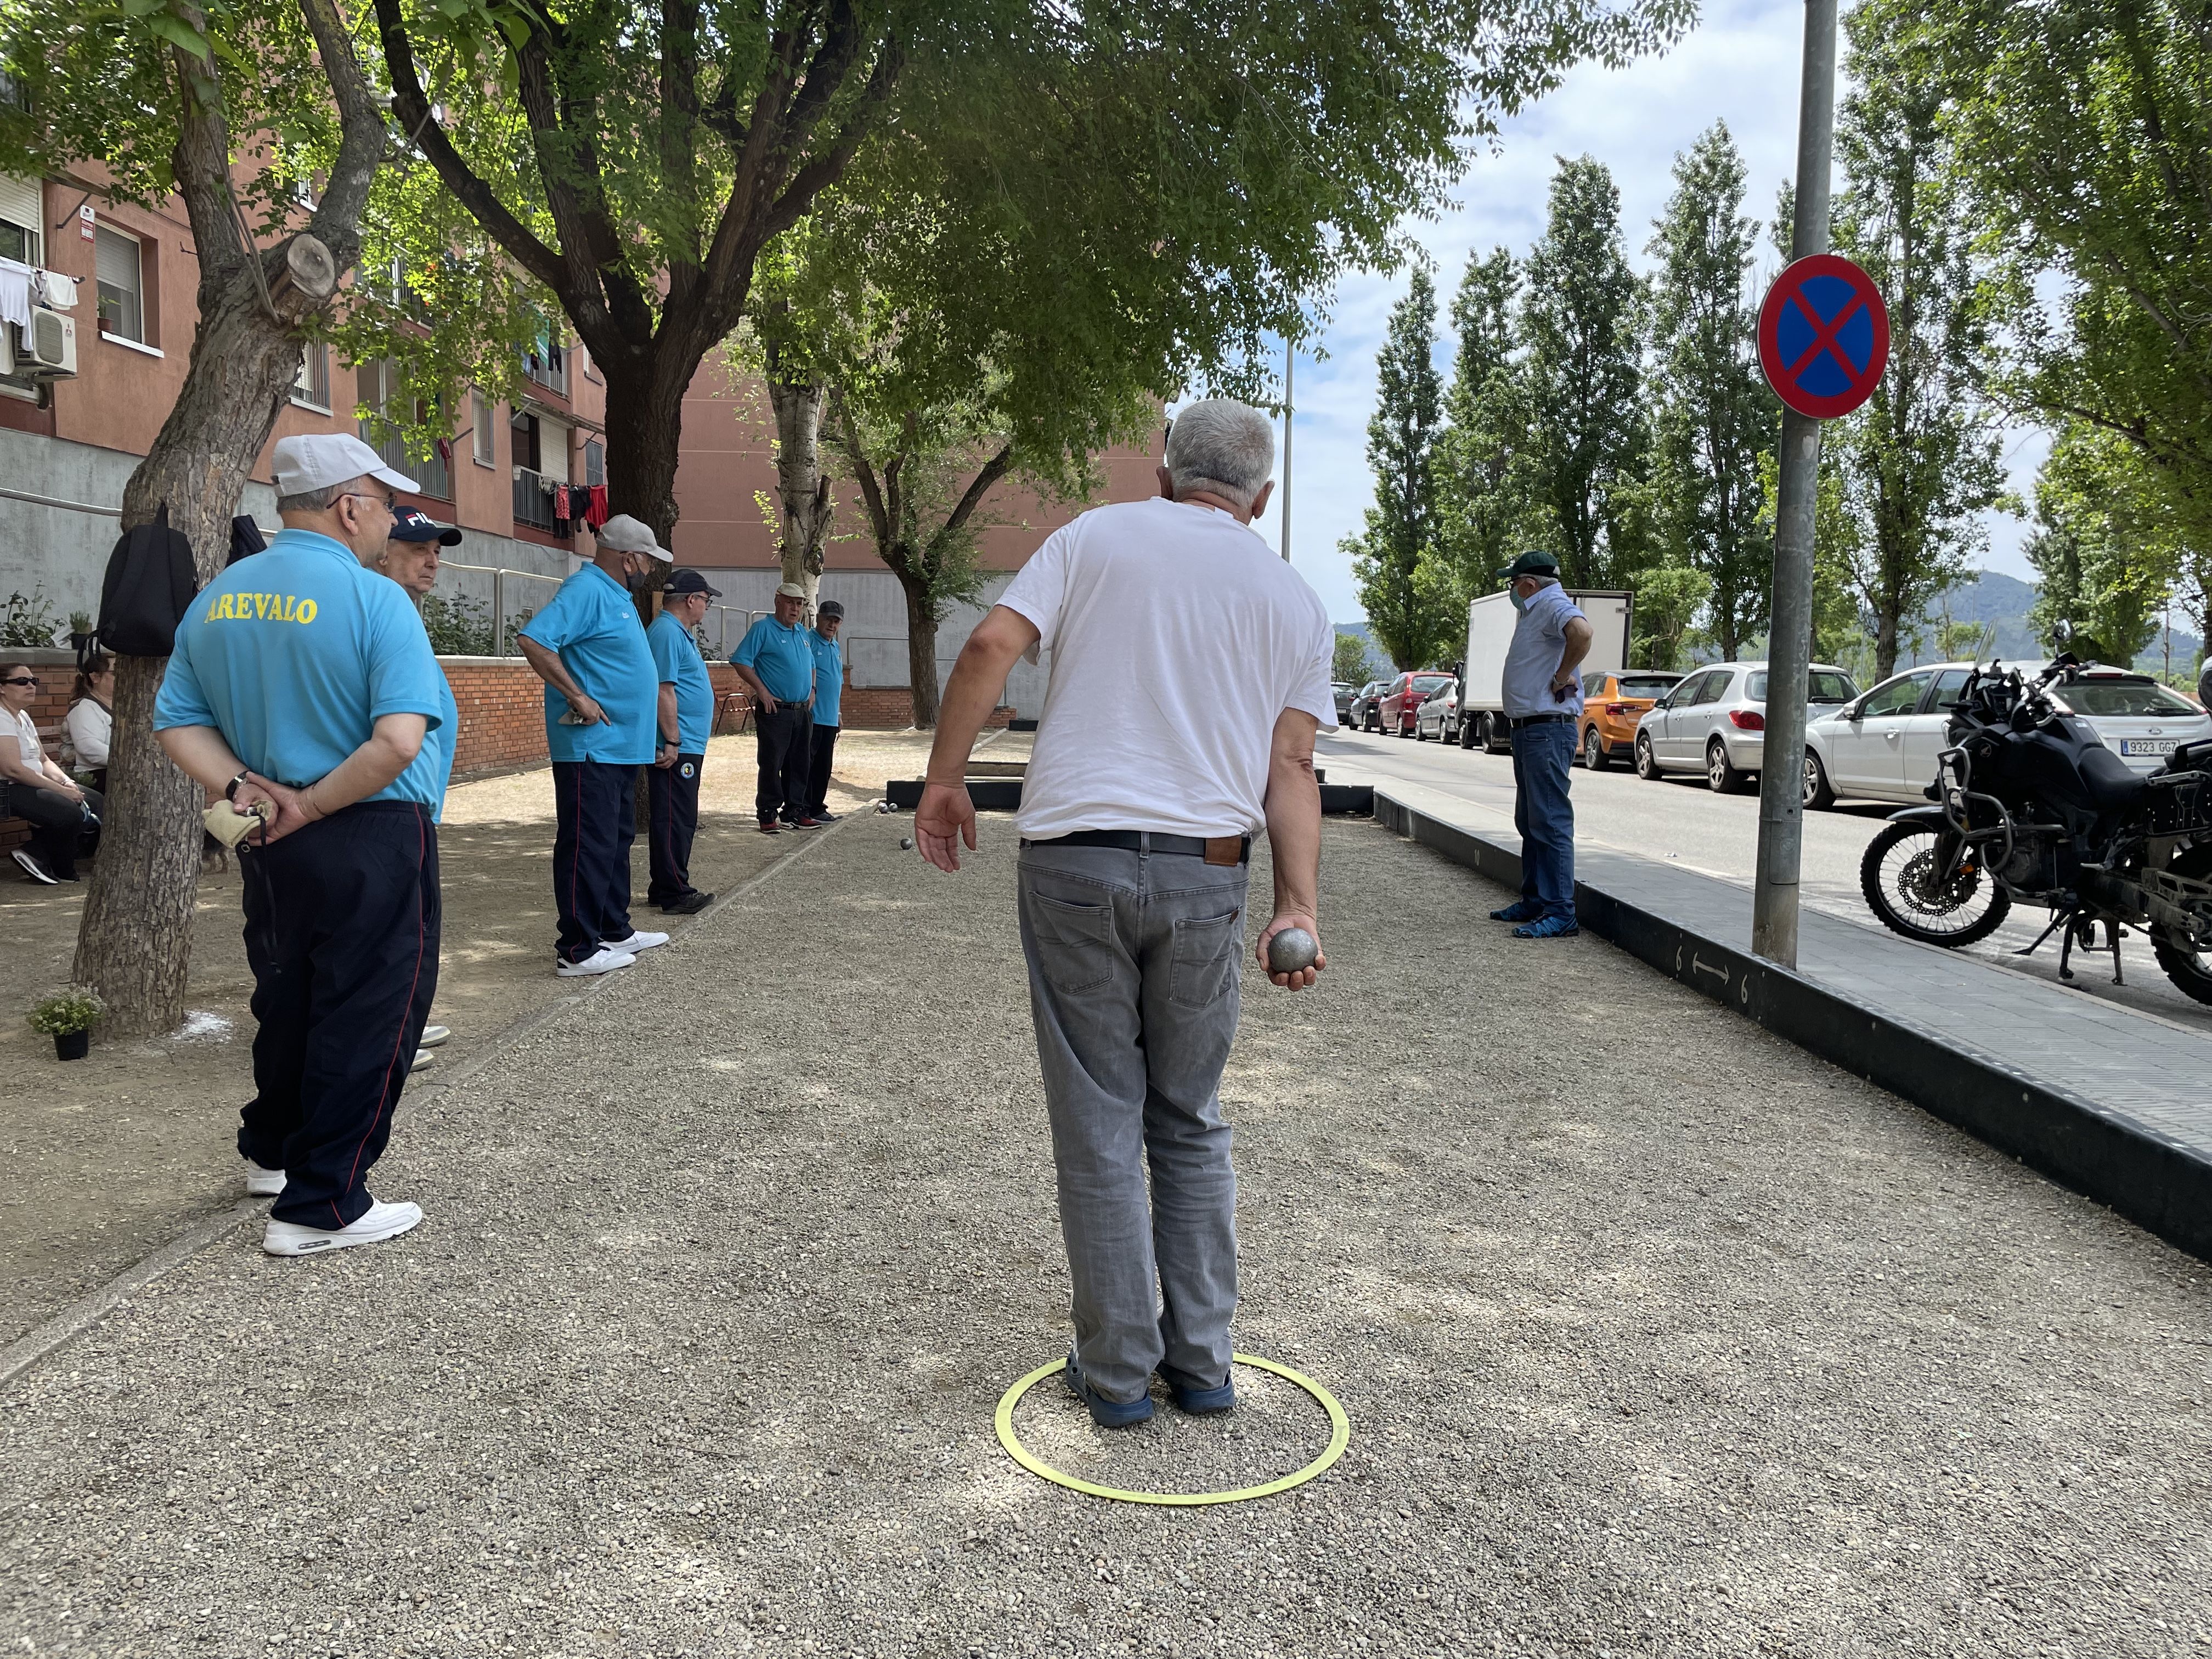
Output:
[
  {"xmin": 32, "ymin": 269, "xmax": 77, "ymax": 311},
  {"xmin": 0, "ymin": 259, "xmax": 33, "ymax": 332}
]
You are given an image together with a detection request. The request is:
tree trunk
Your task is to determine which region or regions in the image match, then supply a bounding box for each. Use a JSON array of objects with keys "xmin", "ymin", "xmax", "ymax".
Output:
[
  {"xmin": 899, "ymin": 572, "xmax": 941, "ymax": 730},
  {"xmin": 768, "ymin": 370, "xmax": 832, "ymax": 616}
]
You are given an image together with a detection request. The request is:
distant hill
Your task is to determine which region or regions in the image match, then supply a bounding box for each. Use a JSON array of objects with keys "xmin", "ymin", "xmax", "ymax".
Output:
[
  {"xmin": 1334, "ymin": 622, "xmax": 1387, "ymax": 681},
  {"xmin": 1930, "ymin": 569, "xmax": 2199, "ymax": 673}
]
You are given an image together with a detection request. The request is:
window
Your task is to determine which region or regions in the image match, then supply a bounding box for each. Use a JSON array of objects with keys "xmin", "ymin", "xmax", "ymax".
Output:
[
  {"xmin": 1858, "ymin": 672, "xmax": 1928, "ymax": 718},
  {"xmin": 292, "ymin": 342, "xmax": 330, "ymax": 410},
  {"xmin": 1618, "ymin": 674, "xmax": 1681, "ymax": 701},
  {"xmin": 522, "ymin": 336, "xmax": 567, "ymax": 397},
  {"xmin": 509, "ymin": 410, "xmax": 540, "ymax": 472},
  {"xmin": 1746, "ymin": 668, "xmax": 1860, "ymax": 704},
  {"xmin": 583, "ymin": 438, "xmax": 604, "ymax": 488},
  {"xmin": 358, "ymin": 359, "xmax": 449, "ymax": 500},
  {"xmin": 1685, "ymin": 672, "xmax": 1725, "ymax": 707},
  {"xmin": 95, "ymin": 227, "xmax": 144, "ymax": 342},
  {"xmin": 471, "ymin": 390, "xmax": 495, "ymax": 466},
  {"xmin": 2055, "ymin": 679, "xmax": 2201, "ymax": 718},
  {"xmin": 1926, "ymin": 668, "xmax": 1972, "ymax": 710},
  {"xmin": 0, "ymin": 174, "xmax": 40, "ymax": 267}
]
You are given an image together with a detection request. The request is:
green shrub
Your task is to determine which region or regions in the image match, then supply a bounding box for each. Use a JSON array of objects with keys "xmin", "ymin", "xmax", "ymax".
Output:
[{"xmin": 27, "ymin": 986, "xmax": 104, "ymax": 1036}]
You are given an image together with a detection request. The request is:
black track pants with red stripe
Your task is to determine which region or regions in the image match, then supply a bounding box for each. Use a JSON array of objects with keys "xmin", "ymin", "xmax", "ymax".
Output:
[
  {"xmin": 238, "ymin": 800, "xmax": 441, "ymax": 1229},
  {"xmin": 646, "ymin": 753, "xmax": 703, "ymax": 906},
  {"xmin": 550, "ymin": 759, "xmax": 637, "ymax": 962}
]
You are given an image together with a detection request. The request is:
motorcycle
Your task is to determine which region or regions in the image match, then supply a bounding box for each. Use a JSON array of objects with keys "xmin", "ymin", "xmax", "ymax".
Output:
[{"xmin": 1859, "ymin": 653, "xmax": 2212, "ymax": 1002}]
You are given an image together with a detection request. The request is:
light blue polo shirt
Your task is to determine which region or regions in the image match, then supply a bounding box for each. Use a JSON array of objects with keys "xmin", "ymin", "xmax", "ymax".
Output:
[
  {"xmin": 646, "ymin": 609, "xmax": 713, "ymax": 754},
  {"xmin": 733, "ymin": 613, "xmax": 815, "ymax": 705},
  {"xmin": 518, "ymin": 563, "xmax": 656, "ymax": 765},
  {"xmin": 1502, "ymin": 580, "xmax": 1587, "ymax": 719},
  {"xmin": 807, "ymin": 629, "xmax": 843, "ymax": 727},
  {"xmin": 394, "ymin": 674, "xmax": 459, "ymax": 822},
  {"xmin": 154, "ymin": 528, "xmax": 448, "ymax": 808}
]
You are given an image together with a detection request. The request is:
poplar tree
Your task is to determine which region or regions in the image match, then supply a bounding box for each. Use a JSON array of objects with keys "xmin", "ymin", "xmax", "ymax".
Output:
[
  {"xmin": 1645, "ymin": 123, "xmax": 1774, "ymax": 659},
  {"xmin": 1422, "ymin": 247, "xmax": 1534, "ymax": 619},
  {"xmin": 1348, "ymin": 271, "xmax": 1449, "ymax": 669},
  {"xmin": 1520, "ymin": 156, "xmax": 1646, "ymax": 588}
]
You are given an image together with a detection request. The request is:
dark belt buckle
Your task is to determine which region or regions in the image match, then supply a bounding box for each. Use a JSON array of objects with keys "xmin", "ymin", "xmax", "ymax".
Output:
[{"xmin": 1204, "ymin": 836, "xmax": 1242, "ymax": 867}]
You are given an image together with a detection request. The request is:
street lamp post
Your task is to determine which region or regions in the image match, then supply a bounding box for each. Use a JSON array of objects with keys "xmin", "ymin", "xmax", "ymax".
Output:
[
  {"xmin": 1751, "ymin": 0, "xmax": 1840, "ymax": 968},
  {"xmin": 1282, "ymin": 338, "xmax": 1294, "ymax": 562}
]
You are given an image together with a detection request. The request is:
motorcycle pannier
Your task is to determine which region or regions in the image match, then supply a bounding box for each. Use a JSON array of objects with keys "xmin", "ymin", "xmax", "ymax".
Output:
[{"xmin": 2145, "ymin": 768, "xmax": 2212, "ymax": 836}]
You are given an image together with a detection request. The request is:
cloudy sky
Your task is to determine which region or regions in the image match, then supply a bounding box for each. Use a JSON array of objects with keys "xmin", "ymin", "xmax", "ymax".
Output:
[{"xmin": 1249, "ymin": 0, "xmax": 2049, "ymax": 625}]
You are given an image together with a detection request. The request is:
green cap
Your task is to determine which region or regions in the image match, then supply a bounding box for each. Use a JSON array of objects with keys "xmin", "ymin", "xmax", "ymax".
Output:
[{"xmin": 1496, "ymin": 550, "xmax": 1561, "ymax": 582}]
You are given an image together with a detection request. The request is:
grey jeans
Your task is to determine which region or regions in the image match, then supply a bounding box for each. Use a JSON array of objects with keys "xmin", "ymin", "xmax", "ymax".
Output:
[{"xmin": 1017, "ymin": 839, "xmax": 1249, "ymax": 1404}]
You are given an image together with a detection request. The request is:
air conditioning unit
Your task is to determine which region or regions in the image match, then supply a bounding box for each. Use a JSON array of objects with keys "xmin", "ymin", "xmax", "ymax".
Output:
[{"xmin": 6, "ymin": 307, "xmax": 76, "ymax": 379}]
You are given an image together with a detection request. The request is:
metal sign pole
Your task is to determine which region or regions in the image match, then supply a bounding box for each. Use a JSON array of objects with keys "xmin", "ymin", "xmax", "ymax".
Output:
[{"xmin": 1751, "ymin": 0, "xmax": 1839, "ymax": 969}]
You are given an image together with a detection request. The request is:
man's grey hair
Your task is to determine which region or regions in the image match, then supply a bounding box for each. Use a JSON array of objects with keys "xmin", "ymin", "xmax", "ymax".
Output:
[
  {"xmin": 1165, "ymin": 398, "xmax": 1274, "ymax": 511},
  {"xmin": 274, "ymin": 480, "xmax": 352, "ymax": 515}
]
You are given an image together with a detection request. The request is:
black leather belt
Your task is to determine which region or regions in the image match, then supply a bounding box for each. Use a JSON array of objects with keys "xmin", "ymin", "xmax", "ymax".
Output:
[
  {"xmin": 1506, "ymin": 712, "xmax": 1575, "ymax": 727},
  {"xmin": 1023, "ymin": 830, "xmax": 1250, "ymax": 865}
]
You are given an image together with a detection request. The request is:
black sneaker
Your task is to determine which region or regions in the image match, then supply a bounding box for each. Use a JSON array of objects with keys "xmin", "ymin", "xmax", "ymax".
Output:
[
  {"xmin": 809, "ymin": 810, "xmax": 840, "ymax": 823},
  {"xmin": 662, "ymin": 890, "xmax": 713, "ymax": 915},
  {"xmin": 12, "ymin": 849, "xmax": 58, "ymax": 885}
]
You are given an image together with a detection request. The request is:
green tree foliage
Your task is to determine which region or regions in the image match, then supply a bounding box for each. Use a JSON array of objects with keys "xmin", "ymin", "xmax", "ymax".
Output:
[
  {"xmin": 1421, "ymin": 248, "xmax": 1535, "ymax": 619},
  {"xmin": 1627, "ymin": 564, "xmax": 1710, "ymax": 671},
  {"xmin": 1924, "ymin": 0, "xmax": 2212, "ymax": 552},
  {"xmin": 1333, "ymin": 633, "xmax": 1378, "ymax": 686},
  {"xmin": 1825, "ymin": 2, "xmax": 2006, "ymax": 680},
  {"xmin": 1644, "ymin": 123, "xmax": 1774, "ymax": 658},
  {"xmin": 367, "ymin": 0, "xmax": 1694, "ymax": 549},
  {"xmin": 1520, "ymin": 156, "xmax": 1647, "ymax": 588},
  {"xmin": 1349, "ymin": 272, "xmax": 1451, "ymax": 670},
  {"xmin": 2027, "ymin": 422, "xmax": 2188, "ymax": 667},
  {"xmin": 1756, "ymin": 446, "xmax": 1865, "ymax": 670}
]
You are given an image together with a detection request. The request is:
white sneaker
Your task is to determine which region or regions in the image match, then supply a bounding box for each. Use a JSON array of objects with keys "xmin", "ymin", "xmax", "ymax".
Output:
[
  {"xmin": 262, "ymin": 1199, "xmax": 423, "ymax": 1257},
  {"xmin": 409, "ymin": 1047, "xmax": 433, "ymax": 1073},
  {"xmin": 607, "ymin": 930, "xmax": 669, "ymax": 953},
  {"xmin": 418, "ymin": 1023, "xmax": 450, "ymax": 1048},
  {"xmin": 556, "ymin": 947, "xmax": 636, "ymax": 977},
  {"xmin": 244, "ymin": 1160, "xmax": 285, "ymax": 1198}
]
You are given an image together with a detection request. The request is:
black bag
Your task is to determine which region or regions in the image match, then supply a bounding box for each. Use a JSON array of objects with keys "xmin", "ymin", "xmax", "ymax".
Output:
[
  {"xmin": 225, "ymin": 514, "xmax": 266, "ymax": 566},
  {"xmin": 95, "ymin": 502, "xmax": 200, "ymax": 657}
]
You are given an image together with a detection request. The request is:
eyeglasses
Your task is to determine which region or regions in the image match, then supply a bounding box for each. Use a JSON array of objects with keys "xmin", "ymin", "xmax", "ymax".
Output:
[
  {"xmin": 2, "ymin": 676, "xmax": 37, "ymax": 687},
  {"xmin": 340, "ymin": 491, "xmax": 397, "ymax": 515}
]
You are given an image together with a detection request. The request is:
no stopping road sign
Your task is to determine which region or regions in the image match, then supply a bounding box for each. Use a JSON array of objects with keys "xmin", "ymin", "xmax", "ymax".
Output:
[{"xmin": 1758, "ymin": 253, "xmax": 1889, "ymax": 420}]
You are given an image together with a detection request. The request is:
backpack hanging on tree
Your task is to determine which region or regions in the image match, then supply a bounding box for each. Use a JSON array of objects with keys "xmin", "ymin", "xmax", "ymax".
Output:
[{"xmin": 94, "ymin": 501, "xmax": 200, "ymax": 657}]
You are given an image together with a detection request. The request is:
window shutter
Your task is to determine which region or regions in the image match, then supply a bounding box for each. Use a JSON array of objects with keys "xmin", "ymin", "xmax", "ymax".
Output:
[
  {"xmin": 95, "ymin": 227, "xmax": 139, "ymax": 291},
  {"xmin": 0, "ymin": 174, "xmax": 40, "ymax": 259}
]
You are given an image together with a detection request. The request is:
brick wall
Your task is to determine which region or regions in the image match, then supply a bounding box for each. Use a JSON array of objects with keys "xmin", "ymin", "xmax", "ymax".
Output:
[
  {"xmin": 835, "ymin": 684, "xmax": 1013, "ymax": 730},
  {"xmin": 439, "ymin": 658, "xmax": 748, "ymax": 778}
]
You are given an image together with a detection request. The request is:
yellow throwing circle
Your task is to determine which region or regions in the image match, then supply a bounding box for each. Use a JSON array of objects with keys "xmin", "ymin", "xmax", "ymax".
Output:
[{"xmin": 994, "ymin": 1353, "xmax": 1351, "ymax": 1506}]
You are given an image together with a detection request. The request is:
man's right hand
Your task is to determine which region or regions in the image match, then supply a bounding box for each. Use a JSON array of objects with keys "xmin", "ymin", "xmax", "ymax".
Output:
[
  {"xmin": 239, "ymin": 776, "xmax": 319, "ymax": 844},
  {"xmin": 915, "ymin": 781, "xmax": 977, "ymax": 872},
  {"xmin": 566, "ymin": 693, "xmax": 608, "ymax": 725},
  {"xmin": 754, "ymin": 689, "xmax": 779, "ymax": 716}
]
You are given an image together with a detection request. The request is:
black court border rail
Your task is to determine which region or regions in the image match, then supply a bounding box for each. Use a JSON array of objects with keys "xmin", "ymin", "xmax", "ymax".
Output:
[{"xmin": 1375, "ymin": 791, "xmax": 2212, "ymax": 1265}]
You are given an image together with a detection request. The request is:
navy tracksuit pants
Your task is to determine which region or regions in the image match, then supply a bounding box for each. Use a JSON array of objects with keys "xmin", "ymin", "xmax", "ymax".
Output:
[
  {"xmin": 552, "ymin": 759, "xmax": 637, "ymax": 962},
  {"xmin": 238, "ymin": 801, "xmax": 440, "ymax": 1229},
  {"xmin": 646, "ymin": 753, "xmax": 703, "ymax": 906}
]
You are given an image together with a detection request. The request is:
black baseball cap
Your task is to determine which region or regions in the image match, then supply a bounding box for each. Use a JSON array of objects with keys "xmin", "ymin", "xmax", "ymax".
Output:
[
  {"xmin": 665, "ymin": 569, "xmax": 721, "ymax": 598},
  {"xmin": 817, "ymin": 599, "xmax": 845, "ymax": 620},
  {"xmin": 1495, "ymin": 550, "xmax": 1560, "ymax": 582},
  {"xmin": 390, "ymin": 506, "xmax": 462, "ymax": 546}
]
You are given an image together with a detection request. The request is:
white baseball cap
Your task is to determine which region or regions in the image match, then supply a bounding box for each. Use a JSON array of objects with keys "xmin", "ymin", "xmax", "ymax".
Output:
[
  {"xmin": 595, "ymin": 512, "xmax": 674, "ymax": 562},
  {"xmin": 775, "ymin": 581, "xmax": 806, "ymax": 600},
  {"xmin": 273, "ymin": 432, "xmax": 415, "ymax": 496}
]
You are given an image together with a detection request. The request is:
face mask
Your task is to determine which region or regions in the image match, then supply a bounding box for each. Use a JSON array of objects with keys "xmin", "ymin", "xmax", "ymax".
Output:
[{"xmin": 1509, "ymin": 586, "xmax": 1527, "ymax": 613}]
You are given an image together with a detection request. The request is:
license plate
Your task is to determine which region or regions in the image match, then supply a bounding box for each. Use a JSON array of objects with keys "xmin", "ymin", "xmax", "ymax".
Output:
[{"xmin": 2123, "ymin": 738, "xmax": 2177, "ymax": 755}]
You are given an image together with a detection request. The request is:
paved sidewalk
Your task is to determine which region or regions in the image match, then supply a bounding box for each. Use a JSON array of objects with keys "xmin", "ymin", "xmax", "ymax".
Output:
[{"xmin": 4, "ymin": 815, "xmax": 2210, "ymax": 1658}]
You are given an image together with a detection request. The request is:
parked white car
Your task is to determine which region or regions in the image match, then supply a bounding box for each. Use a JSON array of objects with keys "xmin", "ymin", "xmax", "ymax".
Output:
[
  {"xmin": 1802, "ymin": 661, "xmax": 2212, "ymax": 808},
  {"xmin": 1634, "ymin": 661, "xmax": 1859, "ymax": 792}
]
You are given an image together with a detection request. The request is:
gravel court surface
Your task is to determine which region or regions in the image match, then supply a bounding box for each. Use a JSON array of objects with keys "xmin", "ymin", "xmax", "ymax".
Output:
[{"xmin": 3, "ymin": 814, "xmax": 2211, "ymax": 1658}]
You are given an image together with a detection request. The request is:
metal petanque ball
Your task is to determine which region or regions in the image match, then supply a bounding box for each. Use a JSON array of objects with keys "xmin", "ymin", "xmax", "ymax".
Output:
[
  {"xmin": 900, "ymin": 837, "xmax": 915, "ymax": 851},
  {"xmin": 1267, "ymin": 927, "xmax": 1318, "ymax": 975}
]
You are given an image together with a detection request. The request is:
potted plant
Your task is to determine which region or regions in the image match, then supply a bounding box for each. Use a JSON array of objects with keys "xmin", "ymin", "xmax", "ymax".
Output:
[
  {"xmin": 28, "ymin": 986, "xmax": 104, "ymax": 1061},
  {"xmin": 68, "ymin": 610, "xmax": 94, "ymax": 652}
]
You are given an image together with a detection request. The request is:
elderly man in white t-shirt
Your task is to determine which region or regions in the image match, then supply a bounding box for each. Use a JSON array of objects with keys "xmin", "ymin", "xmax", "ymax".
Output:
[{"xmin": 916, "ymin": 398, "xmax": 1336, "ymax": 1429}]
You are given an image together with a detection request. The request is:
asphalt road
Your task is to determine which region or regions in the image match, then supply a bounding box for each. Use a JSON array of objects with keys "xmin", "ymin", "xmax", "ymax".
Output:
[{"xmin": 1321, "ymin": 726, "xmax": 2212, "ymax": 1035}]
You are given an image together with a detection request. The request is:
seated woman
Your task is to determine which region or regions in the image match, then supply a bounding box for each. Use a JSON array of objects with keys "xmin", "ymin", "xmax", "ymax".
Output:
[
  {"xmin": 64, "ymin": 653, "xmax": 114, "ymax": 792},
  {"xmin": 2, "ymin": 660, "xmax": 103, "ymax": 884}
]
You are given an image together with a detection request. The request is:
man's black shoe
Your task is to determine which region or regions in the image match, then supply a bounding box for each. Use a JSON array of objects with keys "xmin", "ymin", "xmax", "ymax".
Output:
[
  {"xmin": 661, "ymin": 890, "xmax": 714, "ymax": 915},
  {"xmin": 810, "ymin": 810, "xmax": 840, "ymax": 823}
]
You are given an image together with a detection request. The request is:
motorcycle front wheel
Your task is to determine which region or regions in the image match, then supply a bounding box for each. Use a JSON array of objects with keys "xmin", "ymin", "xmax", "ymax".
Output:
[
  {"xmin": 1859, "ymin": 821, "xmax": 2012, "ymax": 947},
  {"xmin": 2151, "ymin": 841, "xmax": 2212, "ymax": 1006}
]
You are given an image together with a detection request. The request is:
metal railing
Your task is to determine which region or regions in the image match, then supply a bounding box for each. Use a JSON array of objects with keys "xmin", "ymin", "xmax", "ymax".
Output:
[
  {"xmin": 511, "ymin": 466, "xmax": 569, "ymax": 533},
  {"xmin": 427, "ymin": 558, "xmax": 565, "ymax": 656}
]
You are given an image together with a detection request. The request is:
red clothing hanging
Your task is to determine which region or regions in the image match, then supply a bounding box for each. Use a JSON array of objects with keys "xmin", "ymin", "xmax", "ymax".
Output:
[
  {"xmin": 584, "ymin": 484, "xmax": 611, "ymax": 529},
  {"xmin": 553, "ymin": 483, "xmax": 571, "ymax": 522}
]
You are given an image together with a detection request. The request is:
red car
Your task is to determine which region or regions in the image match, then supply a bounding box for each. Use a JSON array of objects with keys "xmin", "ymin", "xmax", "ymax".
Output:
[{"xmin": 1372, "ymin": 671, "xmax": 1457, "ymax": 737}]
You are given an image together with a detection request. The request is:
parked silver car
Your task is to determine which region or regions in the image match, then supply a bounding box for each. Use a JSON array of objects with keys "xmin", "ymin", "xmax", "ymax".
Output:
[
  {"xmin": 1634, "ymin": 660, "xmax": 1859, "ymax": 792},
  {"xmin": 1346, "ymin": 680, "xmax": 1388, "ymax": 732},
  {"xmin": 1414, "ymin": 679, "xmax": 1461, "ymax": 741},
  {"xmin": 1803, "ymin": 660, "xmax": 2212, "ymax": 807}
]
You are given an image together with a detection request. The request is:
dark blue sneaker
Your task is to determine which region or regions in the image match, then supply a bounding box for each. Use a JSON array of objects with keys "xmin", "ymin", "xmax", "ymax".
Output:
[
  {"xmin": 1511, "ymin": 914, "xmax": 1580, "ymax": 939},
  {"xmin": 1161, "ymin": 1370, "xmax": 1237, "ymax": 1415},
  {"xmin": 1489, "ymin": 900, "xmax": 1542, "ymax": 922},
  {"xmin": 1064, "ymin": 1353, "xmax": 1153, "ymax": 1429}
]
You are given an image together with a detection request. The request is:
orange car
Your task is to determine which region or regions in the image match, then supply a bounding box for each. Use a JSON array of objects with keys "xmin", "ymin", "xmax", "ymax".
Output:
[{"xmin": 1577, "ymin": 669, "xmax": 1683, "ymax": 770}]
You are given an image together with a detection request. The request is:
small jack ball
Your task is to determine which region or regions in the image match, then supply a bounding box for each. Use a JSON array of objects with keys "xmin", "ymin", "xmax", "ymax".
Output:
[
  {"xmin": 1267, "ymin": 927, "xmax": 1318, "ymax": 974},
  {"xmin": 900, "ymin": 837, "xmax": 915, "ymax": 851}
]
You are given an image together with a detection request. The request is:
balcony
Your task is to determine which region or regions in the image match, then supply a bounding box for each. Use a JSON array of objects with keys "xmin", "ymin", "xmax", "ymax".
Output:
[
  {"xmin": 512, "ymin": 466, "xmax": 572, "ymax": 534},
  {"xmin": 522, "ymin": 342, "xmax": 568, "ymax": 399}
]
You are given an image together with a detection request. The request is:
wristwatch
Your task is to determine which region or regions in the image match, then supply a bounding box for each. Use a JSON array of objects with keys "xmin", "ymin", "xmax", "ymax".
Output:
[{"xmin": 224, "ymin": 769, "xmax": 252, "ymax": 802}]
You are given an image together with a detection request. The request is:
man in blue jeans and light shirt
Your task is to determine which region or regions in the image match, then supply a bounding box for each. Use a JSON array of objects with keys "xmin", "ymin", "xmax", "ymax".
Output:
[{"xmin": 1491, "ymin": 549, "xmax": 1592, "ymax": 939}]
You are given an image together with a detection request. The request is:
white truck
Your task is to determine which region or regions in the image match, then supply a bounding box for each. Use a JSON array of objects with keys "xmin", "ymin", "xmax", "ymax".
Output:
[{"xmin": 1455, "ymin": 588, "xmax": 1633, "ymax": 752}]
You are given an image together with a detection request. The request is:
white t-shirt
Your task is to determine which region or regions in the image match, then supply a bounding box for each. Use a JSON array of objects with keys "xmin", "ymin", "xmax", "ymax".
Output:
[
  {"xmin": 10, "ymin": 706, "xmax": 41, "ymax": 772},
  {"xmin": 998, "ymin": 495, "xmax": 1339, "ymax": 840},
  {"xmin": 65, "ymin": 698, "xmax": 111, "ymax": 768}
]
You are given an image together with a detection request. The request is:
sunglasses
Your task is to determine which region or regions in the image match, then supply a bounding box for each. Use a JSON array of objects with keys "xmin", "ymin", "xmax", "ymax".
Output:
[{"xmin": 2, "ymin": 676, "xmax": 37, "ymax": 687}]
